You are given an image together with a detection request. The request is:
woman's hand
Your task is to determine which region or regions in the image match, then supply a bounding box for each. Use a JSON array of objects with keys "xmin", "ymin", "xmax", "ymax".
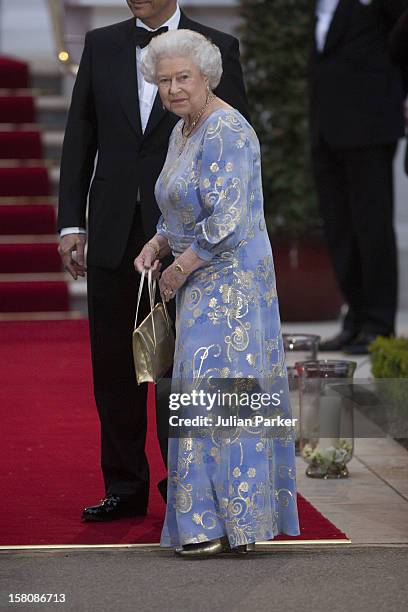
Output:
[
  {"xmin": 158, "ymin": 247, "xmax": 207, "ymax": 301},
  {"xmin": 134, "ymin": 241, "xmax": 162, "ymax": 279},
  {"xmin": 159, "ymin": 263, "xmax": 188, "ymax": 302}
]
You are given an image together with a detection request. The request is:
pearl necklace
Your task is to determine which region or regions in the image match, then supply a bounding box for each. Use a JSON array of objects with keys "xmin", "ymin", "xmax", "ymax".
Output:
[{"xmin": 179, "ymin": 91, "xmax": 215, "ymax": 154}]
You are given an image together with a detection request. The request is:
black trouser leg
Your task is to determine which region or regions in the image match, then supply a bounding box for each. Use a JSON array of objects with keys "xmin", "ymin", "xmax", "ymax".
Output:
[
  {"xmin": 345, "ymin": 144, "xmax": 397, "ymax": 335},
  {"xmin": 312, "ymin": 139, "xmax": 397, "ymax": 336},
  {"xmin": 312, "ymin": 139, "xmax": 363, "ymax": 334},
  {"xmin": 87, "ymin": 210, "xmax": 150, "ymax": 508}
]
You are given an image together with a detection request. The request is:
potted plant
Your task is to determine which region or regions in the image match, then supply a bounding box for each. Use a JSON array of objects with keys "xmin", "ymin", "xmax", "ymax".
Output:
[
  {"xmin": 239, "ymin": 0, "xmax": 343, "ymax": 321},
  {"xmin": 369, "ymin": 336, "xmax": 408, "ymax": 450}
]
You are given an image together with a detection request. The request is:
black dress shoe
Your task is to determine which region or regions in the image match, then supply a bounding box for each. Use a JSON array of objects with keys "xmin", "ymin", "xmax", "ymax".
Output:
[
  {"xmin": 319, "ymin": 330, "xmax": 359, "ymax": 352},
  {"xmin": 343, "ymin": 332, "xmax": 379, "ymax": 355},
  {"xmin": 82, "ymin": 495, "xmax": 147, "ymax": 522}
]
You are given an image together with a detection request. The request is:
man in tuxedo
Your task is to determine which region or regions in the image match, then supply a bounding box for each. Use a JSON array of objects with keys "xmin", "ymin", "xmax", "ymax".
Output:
[
  {"xmin": 310, "ymin": 0, "xmax": 408, "ymax": 354},
  {"xmin": 57, "ymin": 0, "xmax": 249, "ymax": 521}
]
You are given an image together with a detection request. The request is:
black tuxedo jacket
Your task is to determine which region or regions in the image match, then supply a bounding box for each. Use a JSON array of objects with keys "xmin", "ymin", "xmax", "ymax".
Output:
[
  {"xmin": 390, "ymin": 7, "xmax": 408, "ymax": 173},
  {"xmin": 390, "ymin": 7, "xmax": 408, "ymax": 64},
  {"xmin": 310, "ymin": 0, "xmax": 408, "ymax": 148},
  {"xmin": 57, "ymin": 13, "xmax": 249, "ymax": 269}
]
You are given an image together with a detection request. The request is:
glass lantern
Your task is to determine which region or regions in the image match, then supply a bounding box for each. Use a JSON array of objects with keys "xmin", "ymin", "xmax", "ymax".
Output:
[
  {"xmin": 295, "ymin": 360, "xmax": 357, "ymax": 479},
  {"xmin": 283, "ymin": 334, "xmax": 320, "ymax": 453}
]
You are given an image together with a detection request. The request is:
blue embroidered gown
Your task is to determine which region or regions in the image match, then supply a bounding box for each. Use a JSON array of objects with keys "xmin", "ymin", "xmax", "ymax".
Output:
[{"xmin": 155, "ymin": 108, "xmax": 300, "ymax": 548}]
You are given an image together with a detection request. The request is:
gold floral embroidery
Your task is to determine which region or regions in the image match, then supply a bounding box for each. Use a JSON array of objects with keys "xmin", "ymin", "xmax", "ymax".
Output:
[{"xmin": 155, "ymin": 112, "xmax": 298, "ymax": 548}]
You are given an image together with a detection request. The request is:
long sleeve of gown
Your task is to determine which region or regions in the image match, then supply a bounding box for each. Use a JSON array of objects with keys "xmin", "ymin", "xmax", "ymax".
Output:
[
  {"xmin": 156, "ymin": 214, "xmax": 166, "ymax": 236},
  {"xmin": 191, "ymin": 116, "xmax": 252, "ymax": 261}
]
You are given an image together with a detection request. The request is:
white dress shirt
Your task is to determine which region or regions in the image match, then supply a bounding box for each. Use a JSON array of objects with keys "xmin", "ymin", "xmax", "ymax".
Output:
[
  {"xmin": 60, "ymin": 4, "xmax": 181, "ymax": 238},
  {"xmin": 136, "ymin": 5, "xmax": 180, "ymax": 132},
  {"xmin": 315, "ymin": 0, "xmax": 340, "ymax": 52}
]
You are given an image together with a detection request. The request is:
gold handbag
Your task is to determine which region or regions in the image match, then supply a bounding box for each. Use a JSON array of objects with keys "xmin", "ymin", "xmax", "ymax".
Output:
[{"xmin": 132, "ymin": 268, "xmax": 175, "ymax": 385}]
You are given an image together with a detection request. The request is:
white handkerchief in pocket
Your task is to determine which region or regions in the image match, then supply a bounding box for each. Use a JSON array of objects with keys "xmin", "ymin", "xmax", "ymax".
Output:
[{"xmin": 359, "ymin": 0, "xmax": 372, "ymax": 5}]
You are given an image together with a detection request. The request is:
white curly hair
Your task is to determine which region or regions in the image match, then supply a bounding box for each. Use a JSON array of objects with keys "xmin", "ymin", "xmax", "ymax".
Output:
[{"xmin": 140, "ymin": 29, "xmax": 223, "ymax": 90}]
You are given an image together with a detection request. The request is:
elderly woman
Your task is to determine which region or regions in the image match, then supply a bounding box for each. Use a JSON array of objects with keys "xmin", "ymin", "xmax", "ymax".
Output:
[{"xmin": 135, "ymin": 29, "xmax": 300, "ymax": 557}]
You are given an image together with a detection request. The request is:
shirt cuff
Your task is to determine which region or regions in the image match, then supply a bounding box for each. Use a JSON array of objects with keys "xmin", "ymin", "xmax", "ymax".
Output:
[
  {"xmin": 190, "ymin": 241, "xmax": 213, "ymax": 262},
  {"xmin": 60, "ymin": 227, "xmax": 87, "ymax": 237}
]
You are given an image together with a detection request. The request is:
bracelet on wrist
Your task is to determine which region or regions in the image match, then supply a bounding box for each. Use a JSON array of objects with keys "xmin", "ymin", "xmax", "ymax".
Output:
[{"xmin": 146, "ymin": 241, "xmax": 160, "ymax": 258}]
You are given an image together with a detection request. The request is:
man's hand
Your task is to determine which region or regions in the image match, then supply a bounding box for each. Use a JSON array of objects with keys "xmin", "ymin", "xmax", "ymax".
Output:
[{"xmin": 58, "ymin": 233, "xmax": 87, "ymax": 280}]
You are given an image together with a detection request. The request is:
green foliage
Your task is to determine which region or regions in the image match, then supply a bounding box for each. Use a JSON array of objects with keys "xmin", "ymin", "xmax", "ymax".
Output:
[
  {"xmin": 239, "ymin": 0, "xmax": 321, "ymax": 235},
  {"xmin": 369, "ymin": 336, "xmax": 408, "ymax": 378},
  {"xmin": 369, "ymin": 337, "xmax": 408, "ymax": 442}
]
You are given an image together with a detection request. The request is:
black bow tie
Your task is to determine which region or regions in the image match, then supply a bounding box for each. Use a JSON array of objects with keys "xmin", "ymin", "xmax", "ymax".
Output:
[{"xmin": 134, "ymin": 26, "xmax": 168, "ymax": 49}]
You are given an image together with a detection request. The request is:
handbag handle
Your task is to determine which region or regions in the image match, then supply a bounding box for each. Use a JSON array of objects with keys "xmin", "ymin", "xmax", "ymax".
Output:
[
  {"xmin": 134, "ymin": 268, "xmax": 172, "ymax": 351},
  {"xmin": 135, "ymin": 268, "xmax": 156, "ymax": 351}
]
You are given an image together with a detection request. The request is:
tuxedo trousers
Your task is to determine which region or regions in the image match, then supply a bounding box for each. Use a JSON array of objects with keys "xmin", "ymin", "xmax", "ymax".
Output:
[
  {"xmin": 312, "ymin": 138, "xmax": 398, "ymax": 336},
  {"xmin": 87, "ymin": 207, "xmax": 172, "ymax": 506}
]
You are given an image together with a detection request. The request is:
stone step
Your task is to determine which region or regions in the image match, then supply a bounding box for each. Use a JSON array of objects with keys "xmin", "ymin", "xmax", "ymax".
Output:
[
  {"xmin": 36, "ymin": 96, "xmax": 69, "ymax": 129},
  {"xmin": 50, "ymin": 165, "xmax": 60, "ymax": 195},
  {"xmin": 0, "ymin": 196, "xmax": 57, "ymax": 205},
  {"xmin": 0, "ymin": 234, "xmax": 58, "ymax": 244},
  {"xmin": 0, "ymin": 88, "xmax": 56, "ymax": 96},
  {"xmin": 0, "ymin": 159, "xmax": 59, "ymax": 168},
  {"xmin": 0, "ymin": 310, "xmax": 83, "ymax": 321},
  {"xmin": 0, "ymin": 272, "xmax": 69, "ymax": 281},
  {"xmin": 43, "ymin": 130, "xmax": 64, "ymax": 160},
  {"xmin": 31, "ymin": 72, "xmax": 64, "ymax": 97}
]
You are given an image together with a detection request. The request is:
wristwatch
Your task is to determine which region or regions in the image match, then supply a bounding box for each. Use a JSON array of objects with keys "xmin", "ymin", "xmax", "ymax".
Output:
[{"xmin": 175, "ymin": 263, "xmax": 189, "ymax": 276}]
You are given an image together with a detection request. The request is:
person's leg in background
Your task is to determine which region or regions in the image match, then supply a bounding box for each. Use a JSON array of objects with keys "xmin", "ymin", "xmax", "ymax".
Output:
[
  {"xmin": 342, "ymin": 143, "xmax": 397, "ymax": 354},
  {"xmin": 84, "ymin": 209, "xmax": 151, "ymax": 520},
  {"xmin": 312, "ymin": 136, "xmax": 364, "ymax": 350}
]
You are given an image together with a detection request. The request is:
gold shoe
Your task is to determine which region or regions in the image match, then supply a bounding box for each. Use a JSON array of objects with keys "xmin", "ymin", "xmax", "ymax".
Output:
[{"xmin": 175, "ymin": 538, "xmax": 224, "ymax": 558}]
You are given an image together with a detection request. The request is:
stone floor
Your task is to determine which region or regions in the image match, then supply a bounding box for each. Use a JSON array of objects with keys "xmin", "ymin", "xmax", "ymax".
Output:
[
  {"xmin": 282, "ymin": 312, "xmax": 408, "ymax": 545},
  {"xmin": 2, "ymin": 547, "xmax": 408, "ymax": 612}
]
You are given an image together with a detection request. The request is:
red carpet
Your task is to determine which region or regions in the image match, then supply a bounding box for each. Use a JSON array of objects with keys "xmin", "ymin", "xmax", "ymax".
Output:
[
  {"xmin": 0, "ymin": 96, "xmax": 35, "ymax": 123},
  {"xmin": 0, "ymin": 131, "xmax": 43, "ymax": 159},
  {"xmin": 0, "ymin": 167, "xmax": 50, "ymax": 197},
  {"xmin": 0, "ymin": 244, "xmax": 62, "ymax": 273},
  {"xmin": 0, "ymin": 57, "xmax": 29, "ymax": 88},
  {"xmin": 0, "ymin": 204, "xmax": 56, "ymax": 235},
  {"xmin": 0, "ymin": 281, "xmax": 69, "ymax": 312},
  {"xmin": 0, "ymin": 55, "xmax": 70, "ymax": 315},
  {"xmin": 0, "ymin": 320, "xmax": 349, "ymax": 547}
]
